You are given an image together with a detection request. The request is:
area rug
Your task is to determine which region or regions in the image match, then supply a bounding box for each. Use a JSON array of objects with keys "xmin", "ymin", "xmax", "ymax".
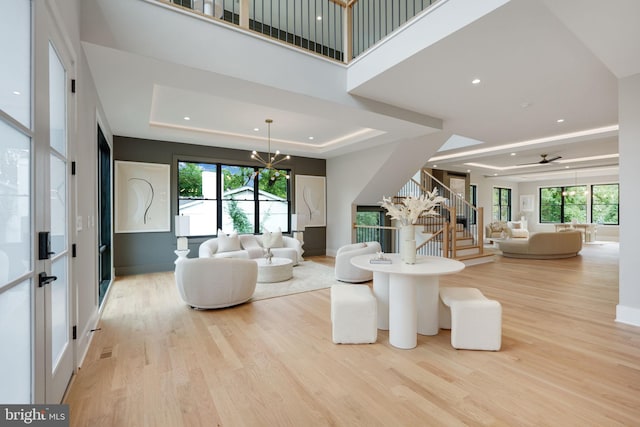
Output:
[{"xmin": 250, "ymin": 260, "xmax": 342, "ymax": 302}]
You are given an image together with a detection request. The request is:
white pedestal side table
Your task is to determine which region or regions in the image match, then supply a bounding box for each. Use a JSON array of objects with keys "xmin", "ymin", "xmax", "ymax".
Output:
[
  {"xmin": 351, "ymin": 254, "xmax": 465, "ymax": 349},
  {"xmin": 174, "ymin": 249, "xmax": 190, "ymax": 264}
]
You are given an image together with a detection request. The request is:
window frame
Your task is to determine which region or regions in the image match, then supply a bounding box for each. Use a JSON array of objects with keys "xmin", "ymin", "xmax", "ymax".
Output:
[
  {"xmin": 591, "ymin": 183, "xmax": 619, "ymax": 225},
  {"xmin": 177, "ymin": 158, "xmax": 292, "ymax": 236},
  {"xmin": 492, "ymin": 187, "xmax": 511, "ymax": 221}
]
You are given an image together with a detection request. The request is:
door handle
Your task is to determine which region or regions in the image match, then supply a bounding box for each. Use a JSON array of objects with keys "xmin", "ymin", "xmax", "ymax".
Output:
[{"xmin": 38, "ymin": 272, "xmax": 58, "ymax": 287}]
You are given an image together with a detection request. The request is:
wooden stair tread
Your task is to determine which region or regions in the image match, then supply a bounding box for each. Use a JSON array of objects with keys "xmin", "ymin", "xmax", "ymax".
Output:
[
  {"xmin": 454, "ymin": 243, "xmax": 479, "ymax": 249},
  {"xmin": 454, "ymin": 252, "xmax": 495, "ymax": 262}
]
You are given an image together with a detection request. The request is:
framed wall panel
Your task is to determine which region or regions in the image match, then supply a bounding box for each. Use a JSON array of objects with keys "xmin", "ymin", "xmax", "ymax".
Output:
[
  {"xmin": 295, "ymin": 175, "xmax": 326, "ymax": 227},
  {"xmin": 115, "ymin": 161, "xmax": 170, "ymax": 233}
]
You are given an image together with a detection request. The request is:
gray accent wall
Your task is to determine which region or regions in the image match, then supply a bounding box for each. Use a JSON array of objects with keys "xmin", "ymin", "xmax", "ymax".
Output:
[{"xmin": 113, "ymin": 136, "xmax": 326, "ymax": 276}]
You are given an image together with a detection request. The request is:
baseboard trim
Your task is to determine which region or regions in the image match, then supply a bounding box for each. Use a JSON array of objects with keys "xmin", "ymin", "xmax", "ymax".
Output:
[{"xmin": 615, "ymin": 304, "xmax": 640, "ymax": 327}]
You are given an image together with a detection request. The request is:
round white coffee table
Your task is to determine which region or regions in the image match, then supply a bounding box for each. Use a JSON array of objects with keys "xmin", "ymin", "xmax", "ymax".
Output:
[{"xmin": 255, "ymin": 257, "xmax": 293, "ymax": 283}]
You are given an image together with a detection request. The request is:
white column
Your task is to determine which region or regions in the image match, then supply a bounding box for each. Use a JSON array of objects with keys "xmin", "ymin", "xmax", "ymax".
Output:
[{"xmin": 618, "ymin": 72, "xmax": 640, "ymax": 327}]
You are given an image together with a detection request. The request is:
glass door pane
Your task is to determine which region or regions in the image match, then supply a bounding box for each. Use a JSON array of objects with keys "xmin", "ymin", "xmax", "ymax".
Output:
[
  {"xmin": 0, "ymin": 0, "xmax": 31, "ymax": 128},
  {"xmin": 0, "ymin": 103, "xmax": 32, "ymax": 405},
  {"xmin": 0, "ymin": 280, "xmax": 32, "ymax": 403}
]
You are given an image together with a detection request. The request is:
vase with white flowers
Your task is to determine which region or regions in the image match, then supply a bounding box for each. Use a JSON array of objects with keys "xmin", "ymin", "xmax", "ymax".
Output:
[{"xmin": 379, "ymin": 189, "xmax": 445, "ymax": 264}]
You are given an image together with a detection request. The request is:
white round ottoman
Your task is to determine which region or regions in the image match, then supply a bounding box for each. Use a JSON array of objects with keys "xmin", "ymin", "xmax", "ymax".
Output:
[{"xmin": 255, "ymin": 257, "xmax": 293, "ymax": 283}]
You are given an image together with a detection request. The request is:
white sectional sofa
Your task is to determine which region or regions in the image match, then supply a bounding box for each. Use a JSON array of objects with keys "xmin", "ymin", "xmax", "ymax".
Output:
[{"xmin": 198, "ymin": 230, "xmax": 303, "ymax": 265}]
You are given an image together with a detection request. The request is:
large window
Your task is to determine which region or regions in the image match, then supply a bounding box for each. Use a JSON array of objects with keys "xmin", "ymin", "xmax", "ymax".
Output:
[
  {"xmin": 592, "ymin": 184, "xmax": 619, "ymax": 225},
  {"xmin": 355, "ymin": 206, "xmax": 392, "ymax": 252},
  {"xmin": 178, "ymin": 160, "xmax": 291, "ymax": 236},
  {"xmin": 540, "ymin": 186, "xmax": 588, "ymax": 223},
  {"xmin": 492, "ymin": 187, "xmax": 511, "ymax": 221}
]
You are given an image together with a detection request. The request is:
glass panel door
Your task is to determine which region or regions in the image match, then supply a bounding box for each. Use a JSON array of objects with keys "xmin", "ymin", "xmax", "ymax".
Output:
[
  {"xmin": 0, "ymin": 0, "xmax": 33, "ymax": 404},
  {"xmin": 45, "ymin": 40, "xmax": 73, "ymax": 403}
]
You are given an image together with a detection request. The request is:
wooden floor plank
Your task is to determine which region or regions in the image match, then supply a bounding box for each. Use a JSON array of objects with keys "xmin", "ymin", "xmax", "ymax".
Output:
[{"xmin": 64, "ymin": 243, "xmax": 640, "ymax": 426}]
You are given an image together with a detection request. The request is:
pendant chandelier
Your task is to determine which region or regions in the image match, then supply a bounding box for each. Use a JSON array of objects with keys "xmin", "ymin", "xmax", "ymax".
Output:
[{"xmin": 251, "ymin": 119, "xmax": 290, "ymax": 180}]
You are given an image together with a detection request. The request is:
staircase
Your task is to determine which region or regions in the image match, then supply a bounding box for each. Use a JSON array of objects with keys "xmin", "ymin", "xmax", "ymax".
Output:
[{"xmin": 396, "ymin": 169, "xmax": 495, "ymax": 265}]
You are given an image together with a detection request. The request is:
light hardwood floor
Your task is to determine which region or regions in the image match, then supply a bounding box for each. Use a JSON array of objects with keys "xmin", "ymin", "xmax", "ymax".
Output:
[{"xmin": 64, "ymin": 243, "xmax": 640, "ymax": 426}]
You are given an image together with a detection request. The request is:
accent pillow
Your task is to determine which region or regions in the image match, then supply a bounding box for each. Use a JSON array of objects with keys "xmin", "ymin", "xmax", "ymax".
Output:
[
  {"xmin": 490, "ymin": 222, "xmax": 503, "ymax": 232},
  {"xmin": 511, "ymin": 222, "xmax": 522, "ymax": 229},
  {"xmin": 239, "ymin": 234, "xmax": 261, "ymax": 250},
  {"xmin": 217, "ymin": 229, "xmax": 242, "ymax": 253},
  {"xmin": 262, "ymin": 227, "xmax": 284, "ymax": 249}
]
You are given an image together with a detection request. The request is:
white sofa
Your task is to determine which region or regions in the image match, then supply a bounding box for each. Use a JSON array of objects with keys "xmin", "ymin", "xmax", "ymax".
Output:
[
  {"xmin": 486, "ymin": 220, "xmax": 529, "ymax": 239},
  {"xmin": 335, "ymin": 241, "xmax": 382, "ymax": 283},
  {"xmin": 175, "ymin": 258, "xmax": 257, "ymax": 309},
  {"xmin": 198, "ymin": 232, "xmax": 303, "ymax": 265}
]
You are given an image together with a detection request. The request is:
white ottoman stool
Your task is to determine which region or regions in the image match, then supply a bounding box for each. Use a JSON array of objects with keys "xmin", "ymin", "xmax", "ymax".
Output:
[
  {"xmin": 331, "ymin": 284, "xmax": 377, "ymax": 344},
  {"xmin": 439, "ymin": 287, "xmax": 502, "ymax": 351}
]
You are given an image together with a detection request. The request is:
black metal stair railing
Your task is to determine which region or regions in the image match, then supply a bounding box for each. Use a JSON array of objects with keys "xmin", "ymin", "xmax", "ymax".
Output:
[
  {"xmin": 351, "ymin": 0, "xmax": 440, "ymax": 59},
  {"xmin": 161, "ymin": 0, "xmax": 440, "ymax": 62}
]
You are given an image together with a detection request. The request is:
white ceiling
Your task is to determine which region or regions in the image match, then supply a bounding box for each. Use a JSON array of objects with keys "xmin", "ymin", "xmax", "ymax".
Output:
[{"xmin": 81, "ymin": 0, "xmax": 640, "ymax": 180}]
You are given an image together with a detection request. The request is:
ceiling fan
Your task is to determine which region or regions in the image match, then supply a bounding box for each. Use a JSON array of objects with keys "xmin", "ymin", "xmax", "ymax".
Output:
[{"xmin": 518, "ymin": 154, "xmax": 562, "ymax": 166}]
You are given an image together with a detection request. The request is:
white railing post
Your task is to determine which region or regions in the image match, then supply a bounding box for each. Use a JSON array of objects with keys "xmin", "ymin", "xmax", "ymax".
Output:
[
  {"xmin": 239, "ymin": 0, "xmax": 249, "ymax": 29},
  {"xmin": 343, "ymin": 3, "xmax": 352, "ymax": 63}
]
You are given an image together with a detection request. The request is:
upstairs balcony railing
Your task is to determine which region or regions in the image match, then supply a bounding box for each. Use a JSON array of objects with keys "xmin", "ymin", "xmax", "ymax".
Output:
[{"xmin": 162, "ymin": 0, "xmax": 440, "ymax": 62}]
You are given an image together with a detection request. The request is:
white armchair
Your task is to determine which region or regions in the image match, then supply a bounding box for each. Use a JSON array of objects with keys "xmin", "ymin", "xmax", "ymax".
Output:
[
  {"xmin": 175, "ymin": 258, "xmax": 257, "ymax": 309},
  {"xmin": 335, "ymin": 241, "xmax": 382, "ymax": 283}
]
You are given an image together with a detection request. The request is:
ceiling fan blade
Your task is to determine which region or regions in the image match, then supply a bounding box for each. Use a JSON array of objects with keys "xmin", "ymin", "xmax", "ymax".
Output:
[
  {"xmin": 517, "ymin": 161, "xmax": 544, "ymax": 166},
  {"xmin": 517, "ymin": 154, "xmax": 562, "ymax": 166}
]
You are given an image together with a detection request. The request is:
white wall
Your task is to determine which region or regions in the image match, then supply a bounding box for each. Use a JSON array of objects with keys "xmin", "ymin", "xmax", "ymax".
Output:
[
  {"xmin": 326, "ymin": 132, "xmax": 451, "ymax": 255},
  {"xmin": 326, "ymin": 143, "xmax": 396, "ymax": 256},
  {"xmin": 48, "ymin": 0, "xmax": 109, "ymax": 366},
  {"xmin": 74, "ymin": 48, "xmax": 111, "ymax": 362},
  {"xmin": 618, "ymin": 72, "xmax": 640, "ymax": 326}
]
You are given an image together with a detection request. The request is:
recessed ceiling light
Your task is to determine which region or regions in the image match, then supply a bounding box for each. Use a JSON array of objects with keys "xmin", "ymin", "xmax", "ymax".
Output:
[
  {"xmin": 466, "ymin": 169, "xmax": 471, "ymax": 173},
  {"xmin": 308, "ymin": 136, "xmax": 314, "ymax": 140},
  {"xmin": 317, "ymin": 15, "xmax": 322, "ymax": 20},
  {"xmin": 493, "ymin": 173, "xmax": 498, "ymax": 176},
  {"xmin": 557, "ymin": 119, "xmax": 565, "ymax": 123},
  {"xmin": 432, "ymin": 164, "xmax": 437, "ymax": 168},
  {"xmin": 183, "ymin": 116, "xmax": 191, "ymax": 121},
  {"xmin": 510, "ymin": 152, "xmax": 516, "ymax": 156},
  {"xmin": 565, "ymin": 166, "xmax": 570, "ymax": 169},
  {"xmin": 471, "ymin": 78, "xmax": 481, "ymax": 85},
  {"xmin": 253, "ymin": 127, "xmax": 260, "ymax": 132},
  {"xmin": 12, "ymin": 91, "xmax": 21, "ymax": 95}
]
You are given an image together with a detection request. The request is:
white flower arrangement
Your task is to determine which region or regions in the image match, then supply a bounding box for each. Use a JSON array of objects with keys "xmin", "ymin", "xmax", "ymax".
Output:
[{"xmin": 379, "ymin": 189, "xmax": 446, "ymax": 226}]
